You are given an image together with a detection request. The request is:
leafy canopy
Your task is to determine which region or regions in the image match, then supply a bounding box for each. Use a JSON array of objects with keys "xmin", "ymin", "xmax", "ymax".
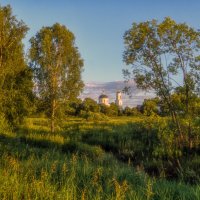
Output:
[
  {"xmin": 0, "ymin": 5, "xmax": 33, "ymax": 126},
  {"xmin": 123, "ymin": 17, "xmax": 200, "ymax": 97},
  {"xmin": 123, "ymin": 17, "xmax": 200, "ymax": 137},
  {"xmin": 29, "ymin": 23, "xmax": 84, "ymax": 132}
]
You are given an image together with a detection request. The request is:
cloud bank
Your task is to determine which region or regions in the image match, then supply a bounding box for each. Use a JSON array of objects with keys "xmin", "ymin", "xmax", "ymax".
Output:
[{"xmin": 80, "ymin": 81, "xmax": 155, "ymax": 107}]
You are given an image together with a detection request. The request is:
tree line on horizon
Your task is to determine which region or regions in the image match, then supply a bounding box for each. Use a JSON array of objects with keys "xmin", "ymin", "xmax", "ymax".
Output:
[{"xmin": 0, "ymin": 4, "xmax": 200, "ymax": 139}]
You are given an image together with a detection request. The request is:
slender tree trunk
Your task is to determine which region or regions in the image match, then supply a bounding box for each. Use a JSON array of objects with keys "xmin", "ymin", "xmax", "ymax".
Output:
[
  {"xmin": 161, "ymin": 91, "xmax": 183, "ymax": 138},
  {"xmin": 51, "ymin": 99, "xmax": 56, "ymax": 133},
  {"xmin": 183, "ymin": 69, "xmax": 191, "ymax": 144},
  {"xmin": 171, "ymin": 110, "xmax": 183, "ymax": 138},
  {"xmin": 51, "ymin": 70, "xmax": 57, "ymax": 133}
]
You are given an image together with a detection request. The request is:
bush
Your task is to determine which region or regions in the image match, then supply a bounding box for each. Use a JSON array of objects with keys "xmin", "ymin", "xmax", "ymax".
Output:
[
  {"xmin": 0, "ymin": 114, "xmax": 12, "ymax": 135},
  {"xmin": 79, "ymin": 111, "xmax": 108, "ymax": 121}
]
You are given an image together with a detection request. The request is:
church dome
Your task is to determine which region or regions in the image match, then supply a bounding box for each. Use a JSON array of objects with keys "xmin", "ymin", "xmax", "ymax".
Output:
[{"xmin": 99, "ymin": 94, "xmax": 108, "ymax": 99}]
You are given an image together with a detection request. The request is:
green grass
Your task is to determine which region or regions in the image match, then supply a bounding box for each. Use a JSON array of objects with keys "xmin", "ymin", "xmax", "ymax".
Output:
[{"xmin": 0, "ymin": 116, "xmax": 199, "ymax": 199}]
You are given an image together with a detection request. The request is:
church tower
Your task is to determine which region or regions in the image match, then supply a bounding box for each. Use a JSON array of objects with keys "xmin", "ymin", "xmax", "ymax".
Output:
[{"xmin": 115, "ymin": 91, "xmax": 122, "ymax": 107}]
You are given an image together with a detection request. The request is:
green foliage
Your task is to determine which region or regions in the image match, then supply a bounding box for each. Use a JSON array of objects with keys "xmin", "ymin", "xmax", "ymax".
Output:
[
  {"xmin": 100, "ymin": 104, "xmax": 110, "ymax": 115},
  {"xmin": 142, "ymin": 98, "xmax": 159, "ymax": 116},
  {"xmin": 81, "ymin": 98, "xmax": 100, "ymax": 113},
  {"xmin": 0, "ymin": 113, "xmax": 11, "ymax": 135},
  {"xmin": 109, "ymin": 102, "xmax": 120, "ymax": 116},
  {"xmin": 62, "ymin": 141, "xmax": 105, "ymax": 159},
  {"xmin": 123, "ymin": 17, "xmax": 200, "ymax": 138},
  {"xmin": 100, "ymin": 103, "xmax": 120, "ymax": 116},
  {"xmin": 123, "ymin": 106, "xmax": 141, "ymax": 116},
  {"xmin": 2, "ymin": 68, "xmax": 34, "ymax": 126},
  {"xmin": 79, "ymin": 111, "xmax": 108, "ymax": 121},
  {"xmin": 0, "ymin": 116, "xmax": 200, "ymax": 199},
  {"xmin": 29, "ymin": 23, "xmax": 84, "ymax": 132},
  {"xmin": 0, "ymin": 5, "xmax": 33, "ymax": 127},
  {"xmin": 77, "ymin": 115, "xmax": 200, "ymax": 183},
  {"xmin": 65, "ymin": 98, "xmax": 82, "ymax": 116},
  {"xmin": 123, "ymin": 106, "xmax": 132, "ymax": 116}
]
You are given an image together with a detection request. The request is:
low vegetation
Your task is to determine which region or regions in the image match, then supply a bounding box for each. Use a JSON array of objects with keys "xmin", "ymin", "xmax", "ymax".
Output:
[{"xmin": 0, "ymin": 117, "xmax": 200, "ymax": 199}]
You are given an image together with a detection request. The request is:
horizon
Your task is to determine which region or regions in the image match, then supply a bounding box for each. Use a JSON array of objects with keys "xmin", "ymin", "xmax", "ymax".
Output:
[{"xmin": 80, "ymin": 80, "xmax": 155, "ymax": 107}]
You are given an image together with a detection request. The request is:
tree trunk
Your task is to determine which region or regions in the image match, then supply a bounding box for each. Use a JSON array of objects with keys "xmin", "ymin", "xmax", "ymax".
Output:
[
  {"xmin": 171, "ymin": 111, "xmax": 183, "ymax": 138},
  {"xmin": 165, "ymin": 96, "xmax": 183, "ymax": 138},
  {"xmin": 51, "ymin": 99, "xmax": 56, "ymax": 133}
]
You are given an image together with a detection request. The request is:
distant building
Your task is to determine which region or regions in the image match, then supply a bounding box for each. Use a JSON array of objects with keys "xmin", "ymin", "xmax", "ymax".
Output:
[
  {"xmin": 115, "ymin": 91, "xmax": 123, "ymax": 107},
  {"xmin": 99, "ymin": 94, "xmax": 110, "ymax": 106},
  {"xmin": 99, "ymin": 91, "xmax": 123, "ymax": 107}
]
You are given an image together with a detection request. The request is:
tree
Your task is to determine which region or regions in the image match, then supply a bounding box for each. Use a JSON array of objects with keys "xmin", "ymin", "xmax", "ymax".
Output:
[
  {"xmin": 100, "ymin": 104, "xmax": 110, "ymax": 115},
  {"xmin": 0, "ymin": 5, "xmax": 33, "ymax": 127},
  {"xmin": 123, "ymin": 106, "xmax": 141, "ymax": 116},
  {"xmin": 123, "ymin": 17, "xmax": 200, "ymax": 137},
  {"xmin": 108, "ymin": 102, "xmax": 119, "ymax": 116},
  {"xmin": 123, "ymin": 106, "xmax": 132, "ymax": 116},
  {"xmin": 65, "ymin": 98, "xmax": 82, "ymax": 116},
  {"xmin": 29, "ymin": 23, "xmax": 84, "ymax": 132},
  {"xmin": 81, "ymin": 98, "xmax": 100, "ymax": 113},
  {"xmin": 99, "ymin": 103, "xmax": 119, "ymax": 116},
  {"xmin": 142, "ymin": 98, "xmax": 159, "ymax": 116}
]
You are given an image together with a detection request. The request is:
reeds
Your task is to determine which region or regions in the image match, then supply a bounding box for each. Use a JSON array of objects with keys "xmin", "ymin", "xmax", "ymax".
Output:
[{"xmin": 0, "ymin": 117, "xmax": 199, "ymax": 199}]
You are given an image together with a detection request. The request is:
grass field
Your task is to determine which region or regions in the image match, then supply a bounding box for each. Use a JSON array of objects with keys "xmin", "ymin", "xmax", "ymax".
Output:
[{"xmin": 0, "ymin": 116, "xmax": 199, "ymax": 199}]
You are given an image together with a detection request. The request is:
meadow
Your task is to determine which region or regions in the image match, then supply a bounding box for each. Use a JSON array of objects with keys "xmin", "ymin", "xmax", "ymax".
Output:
[
  {"xmin": 1, "ymin": 3, "xmax": 200, "ymax": 200},
  {"xmin": 0, "ymin": 116, "xmax": 199, "ymax": 200}
]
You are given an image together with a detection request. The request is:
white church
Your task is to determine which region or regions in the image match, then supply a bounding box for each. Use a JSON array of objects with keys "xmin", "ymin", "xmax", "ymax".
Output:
[{"xmin": 98, "ymin": 91, "xmax": 123, "ymax": 107}]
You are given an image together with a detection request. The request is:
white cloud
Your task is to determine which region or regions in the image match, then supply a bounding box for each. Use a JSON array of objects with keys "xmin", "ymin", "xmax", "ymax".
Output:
[{"xmin": 80, "ymin": 81, "xmax": 155, "ymax": 107}]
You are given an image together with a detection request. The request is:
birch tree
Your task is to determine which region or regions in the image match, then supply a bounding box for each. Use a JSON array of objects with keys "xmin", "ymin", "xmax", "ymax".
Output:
[
  {"xmin": 29, "ymin": 23, "xmax": 84, "ymax": 132},
  {"xmin": 123, "ymin": 17, "xmax": 200, "ymax": 138}
]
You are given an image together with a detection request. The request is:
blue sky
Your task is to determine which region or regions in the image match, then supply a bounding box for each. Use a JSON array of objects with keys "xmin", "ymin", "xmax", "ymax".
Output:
[{"xmin": 1, "ymin": 0, "xmax": 200, "ymax": 82}]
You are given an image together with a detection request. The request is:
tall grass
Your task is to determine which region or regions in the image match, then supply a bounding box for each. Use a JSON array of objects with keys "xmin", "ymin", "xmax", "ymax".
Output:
[{"xmin": 0, "ymin": 116, "xmax": 199, "ymax": 199}]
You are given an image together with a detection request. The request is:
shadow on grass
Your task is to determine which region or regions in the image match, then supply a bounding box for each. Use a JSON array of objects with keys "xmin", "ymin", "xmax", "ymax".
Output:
[
  {"xmin": 0, "ymin": 132, "xmax": 105, "ymax": 162},
  {"xmin": 0, "ymin": 133, "xmax": 62, "ymax": 157}
]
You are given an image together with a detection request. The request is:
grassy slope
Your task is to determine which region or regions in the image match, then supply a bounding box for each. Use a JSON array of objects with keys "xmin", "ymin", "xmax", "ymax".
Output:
[{"xmin": 0, "ymin": 117, "xmax": 199, "ymax": 199}]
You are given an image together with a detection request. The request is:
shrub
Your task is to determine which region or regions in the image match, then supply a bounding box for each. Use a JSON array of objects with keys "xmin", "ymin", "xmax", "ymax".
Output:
[
  {"xmin": 80, "ymin": 111, "xmax": 108, "ymax": 121},
  {"xmin": 0, "ymin": 113, "xmax": 12, "ymax": 135}
]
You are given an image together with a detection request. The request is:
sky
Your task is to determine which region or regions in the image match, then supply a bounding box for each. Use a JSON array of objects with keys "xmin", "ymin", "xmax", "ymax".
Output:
[{"xmin": 1, "ymin": 0, "xmax": 200, "ymax": 82}]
